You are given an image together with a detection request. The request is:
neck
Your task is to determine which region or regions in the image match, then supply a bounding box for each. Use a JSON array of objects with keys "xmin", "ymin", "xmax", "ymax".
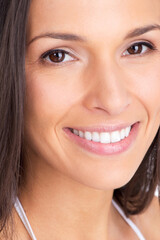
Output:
[{"xmin": 19, "ymin": 160, "xmax": 118, "ymax": 240}]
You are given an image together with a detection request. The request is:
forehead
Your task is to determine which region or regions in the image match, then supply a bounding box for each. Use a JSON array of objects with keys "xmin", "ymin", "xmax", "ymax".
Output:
[{"xmin": 27, "ymin": 0, "xmax": 160, "ymax": 40}]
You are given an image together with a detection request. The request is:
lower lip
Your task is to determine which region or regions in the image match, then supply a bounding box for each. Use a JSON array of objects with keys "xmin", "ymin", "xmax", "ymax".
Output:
[{"xmin": 63, "ymin": 123, "xmax": 139, "ymax": 156}]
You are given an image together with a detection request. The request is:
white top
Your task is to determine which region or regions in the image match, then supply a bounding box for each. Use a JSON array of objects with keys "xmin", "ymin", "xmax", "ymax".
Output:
[
  {"xmin": 13, "ymin": 195, "xmax": 153, "ymax": 240},
  {"xmin": 14, "ymin": 198, "xmax": 37, "ymax": 240},
  {"xmin": 112, "ymin": 199, "xmax": 146, "ymax": 240}
]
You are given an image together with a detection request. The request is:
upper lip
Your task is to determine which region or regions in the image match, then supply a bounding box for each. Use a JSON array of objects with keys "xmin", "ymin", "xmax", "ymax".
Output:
[{"xmin": 65, "ymin": 122, "xmax": 138, "ymax": 133}]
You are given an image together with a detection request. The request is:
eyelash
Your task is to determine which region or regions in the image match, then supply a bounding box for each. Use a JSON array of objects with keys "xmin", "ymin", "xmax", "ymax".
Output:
[
  {"xmin": 122, "ymin": 41, "xmax": 156, "ymax": 57},
  {"xmin": 41, "ymin": 49, "xmax": 76, "ymax": 66},
  {"xmin": 40, "ymin": 41, "xmax": 156, "ymax": 66}
]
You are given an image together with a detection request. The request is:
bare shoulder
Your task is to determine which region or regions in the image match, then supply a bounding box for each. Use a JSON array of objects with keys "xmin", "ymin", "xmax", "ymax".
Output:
[
  {"xmin": 0, "ymin": 207, "xmax": 30, "ymax": 240},
  {"xmin": 0, "ymin": 232, "xmax": 5, "ymax": 240},
  {"xmin": 131, "ymin": 196, "xmax": 160, "ymax": 240},
  {"xmin": 0, "ymin": 221, "xmax": 14, "ymax": 240},
  {"xmin": 0, "ymin": 227, "xmax": 10, "ymax": 240}
]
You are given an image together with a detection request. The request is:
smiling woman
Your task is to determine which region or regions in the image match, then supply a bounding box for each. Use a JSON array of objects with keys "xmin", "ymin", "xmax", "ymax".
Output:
[{"xmin": 0, "ymin": 0, "xmax": 160, "ymax": 239}]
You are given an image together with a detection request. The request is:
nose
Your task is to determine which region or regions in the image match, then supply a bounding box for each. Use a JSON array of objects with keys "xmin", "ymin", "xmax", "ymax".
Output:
[{"xmin": 82, "ymin": 63, "xmax": 131, "ymax": 116}]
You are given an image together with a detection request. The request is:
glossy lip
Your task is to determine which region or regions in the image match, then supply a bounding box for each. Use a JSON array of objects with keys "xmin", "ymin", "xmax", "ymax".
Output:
[
  {"xmin": 63, "ymin": 122, "xmax": 139, "ymax": 156},
  {"xmin": 64, "ymin": 122, "xmax": 135, "ymax": 133}
]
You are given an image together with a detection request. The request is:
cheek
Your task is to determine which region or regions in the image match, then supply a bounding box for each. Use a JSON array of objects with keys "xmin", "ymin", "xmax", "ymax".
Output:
[
  {"xmin": 24, "ymin": 70, "xmax": 83, "ymax": 171},
  {"xmin": 128, "ymin": 62, "xmax": 160, "ymax": 152},
  {"xmin": 140, "ymin": 74, "xmax": 160, "ymax": 120},
  {"xmin": 25, "ymin": 70, "xmax": 82, "ymax": 126},
  {"xmin": 127, "ymin": 59, "xmax": 160, "ymax": 119}
]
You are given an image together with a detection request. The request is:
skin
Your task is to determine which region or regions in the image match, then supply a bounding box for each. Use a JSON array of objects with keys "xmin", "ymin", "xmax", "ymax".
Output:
[{"xmin": 16, "ymin": 0, "xmax": 160, "ymax": 239}]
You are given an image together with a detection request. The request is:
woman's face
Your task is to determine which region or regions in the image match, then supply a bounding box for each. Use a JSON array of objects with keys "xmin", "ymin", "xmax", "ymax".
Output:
[{"xmin": 25, "ymin": 0, "xmax": 160, "ymax": 189}]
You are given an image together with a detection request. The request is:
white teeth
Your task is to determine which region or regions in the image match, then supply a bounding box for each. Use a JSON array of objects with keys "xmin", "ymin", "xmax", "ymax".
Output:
[
  {"xmin": 92, "ymin": 132, "xmax": 100, "ymax": 142},
  {"xmin": 120, "ymin": 129, "xmax": 125, "ymax": 139},
  {"xmin": 84, "ymin": 131, "xmax": 92, "ymax": 140},
  {"xmin": 125, "ymin": 126, "xmax": 131, "ymax": 137},
  {"xmin": 111, "ymin": 131, "xmax": 121, "ymax": 143},
  {"xmin": 72, "ymin": 125, "xmax": 132, "ymax": 143},
  {"xmin": 79, "ymin": 131, "xmax": 84, "ymax": 138},
  {"xmin": 100, "ymin": 132, "xmax": 110, "ymax": 143},
  {"xmin": 73, "ymin": 129, "xmax": 79, "ymax": 135}
]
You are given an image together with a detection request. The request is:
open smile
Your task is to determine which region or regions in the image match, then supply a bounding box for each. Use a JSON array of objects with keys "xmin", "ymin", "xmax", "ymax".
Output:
[{"xmin": 63, "ymin": 122, "xmax": 140, "ymax": 156}]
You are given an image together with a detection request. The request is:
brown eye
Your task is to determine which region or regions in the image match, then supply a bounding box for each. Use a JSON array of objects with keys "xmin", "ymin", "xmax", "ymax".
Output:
[
  {"xmin": 127, "ymin": 45, "xmax": 142, "ymax": 55},
  {"xmin": 42, "ymin": 49, "xmax": 74, "ymax": 65},
  {"xmin": 48, "ymin": 50, "xmax": 65, "ymax": 63},
  {"xmin": 123, "ymin": 42, "xmax": 154, "ymax": 56}
]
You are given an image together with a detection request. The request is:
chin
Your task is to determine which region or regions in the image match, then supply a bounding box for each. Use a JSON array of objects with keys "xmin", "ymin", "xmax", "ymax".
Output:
[{"xmin": 68, "ymin": 169, "xmax": 136, "ymax": 191}]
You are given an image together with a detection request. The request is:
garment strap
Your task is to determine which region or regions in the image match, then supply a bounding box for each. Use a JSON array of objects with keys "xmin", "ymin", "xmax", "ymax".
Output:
[
  {"xmin": 112, "ymin": 199, "xmax": 146, "ymax": 240},
  {"xmin": 14, "ymin": 197, "xmax": 146, "ymax": 240},
  {"xmin": 14, "ymin": 197, "xmax": 37, "ymax": 240}
]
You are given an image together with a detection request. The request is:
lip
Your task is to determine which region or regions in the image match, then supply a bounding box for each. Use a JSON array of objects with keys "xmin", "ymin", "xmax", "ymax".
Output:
[
  {"xmin": 64, "ymin": 122, "xmax": 135, "ymax": 133},
  {"xmin": 63, "ymin": 122, "xmax": 139, "ymax": 156}
]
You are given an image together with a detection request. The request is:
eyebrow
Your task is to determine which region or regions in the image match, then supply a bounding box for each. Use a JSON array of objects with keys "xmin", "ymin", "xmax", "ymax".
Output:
[
  {"xmin": 27, "ymin": 24, "xmax": 160, "ymax": 46},
  {"xmin": 27, "ymin": 33, "xmax": 86, "ymax": 46},
  {"xmin": 124, "ymin": 24, "xmax": 160, "ymax": 39}
]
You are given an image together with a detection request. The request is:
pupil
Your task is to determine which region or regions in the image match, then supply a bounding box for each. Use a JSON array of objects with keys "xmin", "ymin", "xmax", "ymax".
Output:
[
  {"xmin": 128, "ymin": 45, "xmax": 142, "ymax": 54},
  {"xmin": 49, "ymin": 51, "xmax": 65, "ymax": 62}
]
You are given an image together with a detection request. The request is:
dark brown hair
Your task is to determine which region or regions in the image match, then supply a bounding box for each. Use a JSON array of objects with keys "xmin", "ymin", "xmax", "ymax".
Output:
[
  {"xmin": 0, "ymin": 0, "xmax": 159, "ymax": 235},
  {"xmin": 114, "ymin": 129, "xmax": 160, "ymax": 216},
  {"xmin": 0, "ymin": 0, "xmax": 31, "ymax": 232}
]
